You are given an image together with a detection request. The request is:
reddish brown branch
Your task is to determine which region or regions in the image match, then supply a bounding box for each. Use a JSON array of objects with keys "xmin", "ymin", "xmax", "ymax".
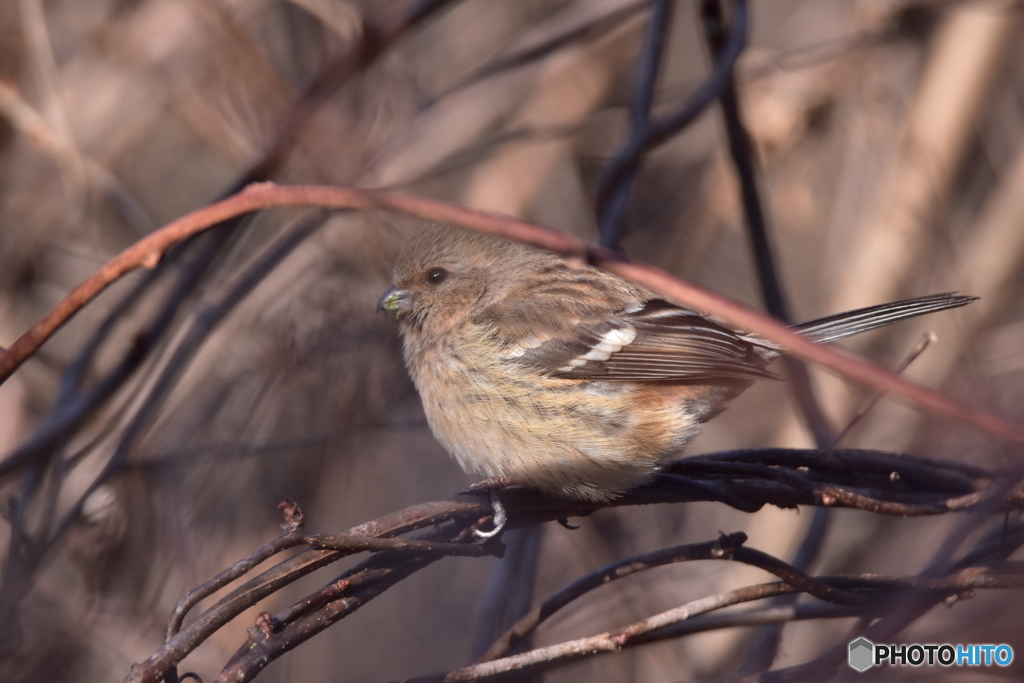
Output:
[{"xmin": 2, "ymin": 184, "xmax": 1022, "ymax": 445}]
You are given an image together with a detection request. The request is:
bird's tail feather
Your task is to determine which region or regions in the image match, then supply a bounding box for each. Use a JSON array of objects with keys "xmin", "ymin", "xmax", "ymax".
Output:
[{"xmin": 791, "ymin": 293, "xmax": 977, "ymax": 344}]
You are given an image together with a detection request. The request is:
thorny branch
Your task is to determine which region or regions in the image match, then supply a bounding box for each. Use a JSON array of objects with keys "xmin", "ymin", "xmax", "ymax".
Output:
[
  {"xmin": 126, "ymin": 446, "xmax": 1024, "ymax": 683},
  {"xmin": 136, "ymin": 498, "xmax": 503, "ymax": 683}
]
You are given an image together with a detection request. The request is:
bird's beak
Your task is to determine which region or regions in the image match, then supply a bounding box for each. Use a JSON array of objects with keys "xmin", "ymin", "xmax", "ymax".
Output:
[{"xmin": 378, "ymin": 285, "xmax": 413, "ymax": 315}]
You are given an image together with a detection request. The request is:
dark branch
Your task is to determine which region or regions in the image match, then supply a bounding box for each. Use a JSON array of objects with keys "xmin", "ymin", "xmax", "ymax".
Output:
[
  {"xmin": 596, "ymin": 0, "xmax": 749, "ymax": 225},
  {"xmin": 597, "ymin": 0, "xmax": 674, "ymax": 250}
]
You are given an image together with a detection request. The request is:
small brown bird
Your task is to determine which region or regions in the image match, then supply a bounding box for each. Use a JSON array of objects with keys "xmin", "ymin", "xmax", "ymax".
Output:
[{"xmin": 380, "ymin": 224, "xmax": 975, "ymax": 506}]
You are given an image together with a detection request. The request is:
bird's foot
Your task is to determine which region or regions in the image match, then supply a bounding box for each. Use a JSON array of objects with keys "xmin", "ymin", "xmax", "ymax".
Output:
[
  {"xmin": 473, "ymin": 491, "xmax": 507, "ymax": 539},
  {"xmin": 461, "ymin": 476, "xmax": 514, "ymax": 495}
]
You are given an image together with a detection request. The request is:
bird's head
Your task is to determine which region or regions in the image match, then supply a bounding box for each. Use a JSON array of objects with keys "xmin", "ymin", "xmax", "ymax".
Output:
[{"xmin": 379, "ymin": 224, "xmax": 542, "ymax": 334}]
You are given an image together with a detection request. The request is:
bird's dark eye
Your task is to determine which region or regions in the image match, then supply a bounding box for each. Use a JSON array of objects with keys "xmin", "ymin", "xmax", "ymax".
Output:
[{"xmin": 425, "ymin": 267, "xmax": 448, "ymax": 285}]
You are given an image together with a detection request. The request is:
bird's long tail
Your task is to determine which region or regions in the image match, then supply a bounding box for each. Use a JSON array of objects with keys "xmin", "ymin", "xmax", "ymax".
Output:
[{"xmin": 790, "ymin": 293, "xmax": 977, "ymax": 343}]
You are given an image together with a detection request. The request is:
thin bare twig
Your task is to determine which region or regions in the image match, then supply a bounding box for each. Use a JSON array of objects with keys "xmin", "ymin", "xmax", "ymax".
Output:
[
  {"xmin": 831, "ymin": 332, "xmax": 937, "ymax": 447},
  {"xmin": 407, "ymin": 563, "xmax": 1024, "ymax": 683},
  {"xmin": 478, "ymin": 532, "xmax": 751, "ymax": 661},
  {"xmin": 215, "ymin": 551, "xmax": 445, "ymax": 683},
  {"xmin": 129, "ymin": 498, "xmax": 503, "ymax": 683},
  {"xmin": 407, "ymin": 583, "xmax": 802, "ymax": 683},
  {"xmin": 165, "ymin": 499, "xmax": 308, "ymax": 642}
]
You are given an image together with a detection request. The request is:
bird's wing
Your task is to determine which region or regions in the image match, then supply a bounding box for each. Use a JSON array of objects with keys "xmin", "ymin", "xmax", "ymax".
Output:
[{"xmin": 479, "ymin": 280, "xmax": 777, "ymax": 383}]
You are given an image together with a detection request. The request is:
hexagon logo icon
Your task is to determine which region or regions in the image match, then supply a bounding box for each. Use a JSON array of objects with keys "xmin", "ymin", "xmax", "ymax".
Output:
[{"xmin": 848, "ymin": 637, "xmax": 875, "ymax": 672}]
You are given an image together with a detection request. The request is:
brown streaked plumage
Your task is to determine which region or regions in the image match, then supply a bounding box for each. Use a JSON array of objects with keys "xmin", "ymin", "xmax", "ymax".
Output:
[{"xmin": 380, "ymin": 224, "xmax": 977, "ymax": 502}]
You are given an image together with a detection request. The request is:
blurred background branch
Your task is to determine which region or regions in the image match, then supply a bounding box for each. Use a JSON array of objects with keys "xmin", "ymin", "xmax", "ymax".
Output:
[{"xmin": 0, "ymin": 0, "xmax": 1022, "ymax": 681}]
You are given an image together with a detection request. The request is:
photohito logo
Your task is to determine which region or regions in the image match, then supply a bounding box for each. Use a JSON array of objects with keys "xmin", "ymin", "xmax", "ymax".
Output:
[{"xmin": 848, "ymin": 637, "xmax": 1013, "ymax": 672}]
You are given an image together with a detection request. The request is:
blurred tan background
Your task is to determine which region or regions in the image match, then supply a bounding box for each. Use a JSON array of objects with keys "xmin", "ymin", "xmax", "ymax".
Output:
[{"xmin": 0, "ymin": 0, "xmax": 1023, "ymax": 681}]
